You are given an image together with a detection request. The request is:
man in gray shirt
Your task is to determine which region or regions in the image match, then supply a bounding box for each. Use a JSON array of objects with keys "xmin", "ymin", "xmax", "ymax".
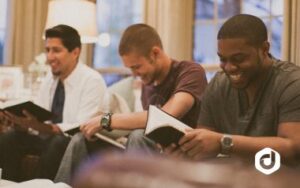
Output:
[{"xmin": 166, "ymin": 14, "xmax": 300, "ymax": 164}]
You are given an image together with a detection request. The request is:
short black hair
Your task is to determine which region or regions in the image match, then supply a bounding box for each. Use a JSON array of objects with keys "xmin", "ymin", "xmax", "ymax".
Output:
[
  {"xmin": 45, "ymin": 24, "xmax": 81, "ymax": 51},
  {"xmin": 217, "ymin": 14, "xmax": 268, "ymax": 47}
]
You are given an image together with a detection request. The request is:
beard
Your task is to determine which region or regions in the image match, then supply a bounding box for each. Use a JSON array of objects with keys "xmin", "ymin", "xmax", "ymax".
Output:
[
  {"xmin": 239, "ymin": 54, "xmax": 264, "ymax": 90},
  {"xmin": 51, "ymin": 69, "xmax": 61, "ymax": 76}
]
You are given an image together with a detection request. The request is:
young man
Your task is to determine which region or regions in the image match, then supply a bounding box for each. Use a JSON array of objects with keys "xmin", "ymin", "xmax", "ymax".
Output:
[
  {"xmin": 81, "ymin": 23, "xmax": 207, "ymax": 143},
  {"xmin": 55, "ymin": 24, "xmax": 207, "ymax": 184},
  {"xmin": 0, "ymin": 25, "xmax": 106, "ymax": 181},
  {"xmin": 166, "ymin": 14, "xmax": 300, "ymax": 164}
]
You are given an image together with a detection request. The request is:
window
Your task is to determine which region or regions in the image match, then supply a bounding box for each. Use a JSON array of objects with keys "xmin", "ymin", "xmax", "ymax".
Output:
[
  {"xmin": 0, "ymin": 0, "xmax": 7, "ymax": 65},
  {"xmin": 194, "ymin": 0, "xmax": 284, "ymax": 79},
  {"xmin": 93, "ymin": 0, "xmax": 144, "ymax": 85}
]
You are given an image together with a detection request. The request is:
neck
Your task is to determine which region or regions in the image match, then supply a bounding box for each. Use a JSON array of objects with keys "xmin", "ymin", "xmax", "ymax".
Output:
[
  {"xmin": 59, "ymin": 61, "xmax": 78, "ymax": 81},
  {"xmin": 154, "ymin": 55, "xmax": 172, "ymax": 85}
]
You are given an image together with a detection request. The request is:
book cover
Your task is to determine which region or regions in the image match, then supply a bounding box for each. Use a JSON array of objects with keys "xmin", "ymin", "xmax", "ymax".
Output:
[
  {"xmin": 0, "ymin": 101, "xmax": 54, "ymax": 122},
  {"xmin": 145, "ymin": 105, "xmax": 192, "ymax": 147}
]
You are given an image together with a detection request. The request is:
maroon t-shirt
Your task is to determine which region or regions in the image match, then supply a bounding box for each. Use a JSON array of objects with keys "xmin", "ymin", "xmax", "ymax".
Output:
[{"xmin": 141, "ymin": 60, "xmax": 207, "ymax": 128}]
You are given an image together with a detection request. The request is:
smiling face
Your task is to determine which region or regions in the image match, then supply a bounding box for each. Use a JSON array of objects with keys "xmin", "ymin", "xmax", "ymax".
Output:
[
  {"xmin": 45, "ymin": 37, "xmax": 79, "ymax": 79},
  {"xmin": 218, "ymin": 38, "xmax": 265, "ymax": 90},
  {"xmin": 122, "ymin": 52, "xmax": 158, "ymax": 85}
]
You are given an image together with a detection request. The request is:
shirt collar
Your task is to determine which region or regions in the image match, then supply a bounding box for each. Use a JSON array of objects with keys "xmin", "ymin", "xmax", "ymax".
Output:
[{"xmin": 52, "ymin": 61, "xmax": 83, "ymax": 88}]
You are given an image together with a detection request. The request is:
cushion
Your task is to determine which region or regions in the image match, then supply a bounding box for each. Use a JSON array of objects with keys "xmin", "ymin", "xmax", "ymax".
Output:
[{"xmin": 108, "ymin": 76, "xmax": 135, "ymax": 112}]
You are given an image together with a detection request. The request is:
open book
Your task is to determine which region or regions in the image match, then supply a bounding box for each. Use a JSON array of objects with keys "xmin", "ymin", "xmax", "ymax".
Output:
[
  {"xmin": 0, "ymin": 100, "xmax": 54, "ymax": 122},
  {"xmin": 145, "ymin": 105, "xmax": 192, "ymax": 147},
  {"xmin": 63, "ymin": 127, "xmax": 126, "ymax": 150}
]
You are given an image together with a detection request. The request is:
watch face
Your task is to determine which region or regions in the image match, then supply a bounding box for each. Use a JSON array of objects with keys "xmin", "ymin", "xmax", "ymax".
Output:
[
  {"xmin": 101, "ymin": 113, "xmax": 112, "ymax": 131},
  {"xmin": 223, "ymin": 137, "xmax": 232, "ymax": 146},
  {"xmin": 101, "ymin": 116, "xmax": 109, "ymax": 126}
]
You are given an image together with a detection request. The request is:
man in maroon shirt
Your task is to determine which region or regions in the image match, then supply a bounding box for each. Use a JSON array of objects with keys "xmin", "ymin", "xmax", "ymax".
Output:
[
  {"xmin": 55, "ymin": 24, "xmax": 208, "ymax": 184},
  {"xmin": 81, "ymin": 24, "xmax": 207, "ymax": 151}
]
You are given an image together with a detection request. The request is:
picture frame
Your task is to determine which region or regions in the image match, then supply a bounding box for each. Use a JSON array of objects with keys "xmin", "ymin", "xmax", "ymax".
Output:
[{"xmin": 0, "ymin": 66, "xmax": 24, "ymax": 101}]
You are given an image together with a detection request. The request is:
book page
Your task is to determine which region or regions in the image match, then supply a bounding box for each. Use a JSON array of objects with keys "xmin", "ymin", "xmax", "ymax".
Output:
[
  {"xmin": 95, "ymin": 133, "xmax": 126, "ymax": 150},
  {"xmin": 145, "ymin": 105, "xmax": 192, "ymax": 135}
]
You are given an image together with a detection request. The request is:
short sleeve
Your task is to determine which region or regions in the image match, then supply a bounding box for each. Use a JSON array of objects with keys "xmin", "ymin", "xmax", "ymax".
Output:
[
  {"xmin": 174, "ymin": 62, "xmax": 207, "ymax": 104},
  {"xmin": 279, "ymin": 78, "xmax": 300, "ymax": 123}
]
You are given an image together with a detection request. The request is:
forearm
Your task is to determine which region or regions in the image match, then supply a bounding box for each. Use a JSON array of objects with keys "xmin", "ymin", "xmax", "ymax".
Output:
[
  {"xmin": 111, "ymin": 111, "xmax": 148, "ymax": 130},
  {"xmin": 231, "ymin": 135, "xmax": 298, "ymax": 164}
]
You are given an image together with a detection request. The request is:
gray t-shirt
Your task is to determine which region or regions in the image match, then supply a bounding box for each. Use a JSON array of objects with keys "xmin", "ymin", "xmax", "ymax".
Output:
[{"xmin": 198, "ymin": 59, "xmax": 300, "ymax": 136}]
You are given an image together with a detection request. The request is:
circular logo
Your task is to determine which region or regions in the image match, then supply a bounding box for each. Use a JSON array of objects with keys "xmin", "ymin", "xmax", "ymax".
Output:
[{"xmin": 255, "ymin": 147, "xmax": 280, "ymax": 175}]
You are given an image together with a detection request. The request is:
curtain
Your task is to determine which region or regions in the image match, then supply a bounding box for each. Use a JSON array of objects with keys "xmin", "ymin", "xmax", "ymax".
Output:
[
  {"xmin": 143, "ymin": 0, "xmax": 194, "ymax": 61},
  {"xmin": 79, "ymin": 0, "xmax": 96, "ymax": 67},
  {"xmin": 3, "ymin": 0, "xmax": 49, "ymax": 69},
  {"xmin": 80, "ymin": 44, "xmax": 95, "ymax": 67},
  {"xmin": 282, "ymin": 0, "xmax": 300, "ymax": 66}
]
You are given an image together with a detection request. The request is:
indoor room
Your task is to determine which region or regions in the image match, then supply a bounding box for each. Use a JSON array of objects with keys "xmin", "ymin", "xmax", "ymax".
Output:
[{"xmin": 0, "ymin": 0, "xmax": 299, "ymax": 187}]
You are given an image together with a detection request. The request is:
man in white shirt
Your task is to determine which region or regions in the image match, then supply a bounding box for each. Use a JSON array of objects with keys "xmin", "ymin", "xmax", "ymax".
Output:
[{"xmin": 0, "ymin": 25, "xmax": 106, "ymax": 181}]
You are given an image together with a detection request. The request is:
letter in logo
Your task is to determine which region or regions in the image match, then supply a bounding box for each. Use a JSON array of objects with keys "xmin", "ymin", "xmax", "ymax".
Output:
[{"xmin": 255, "ymin": 148, "xmax": 280, "ymax": 175}]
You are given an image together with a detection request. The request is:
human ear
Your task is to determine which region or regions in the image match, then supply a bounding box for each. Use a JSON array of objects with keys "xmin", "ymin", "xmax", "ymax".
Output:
[
  {"xmin": 261, "ymin": 41, "xmax": 270, "ymax": 56},
  {"xmin": 72, "ymin": 47, "xmax": 81, "ymax": 59},
  {"xmin": 150, "ymin": 46, "xmax": 161, "ymax": 60}
]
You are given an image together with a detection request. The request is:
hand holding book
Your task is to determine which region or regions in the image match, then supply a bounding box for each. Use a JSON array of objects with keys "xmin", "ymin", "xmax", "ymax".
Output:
[
  {"xmin": 0, "ymin": 101, "xmax": 54, "ymax": 122},
  {"xmin": 145, "ymin": 105, "xmax": 193, "ymax": 147}
]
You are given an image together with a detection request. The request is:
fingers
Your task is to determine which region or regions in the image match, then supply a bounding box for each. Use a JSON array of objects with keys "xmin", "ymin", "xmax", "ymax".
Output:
[
  {"xmin": 3, "ymin": 111, "xmax": 18, "ymax": 125},
  {"xmin": 185, "ymin": 144, "xmax": 203, "ymax": 159},
  {"xmin": 0, "ymin": 112, "xmax": 13, "ymax": 127},
  {"xmin": 86, "ymin": 135, "xmax": 98, "ymax": 142},
  {"xmin": 79, "ymin": 123, "xmax": 86, "ymax": 131},
  {"xmin": 178, "ymin": 130, "xmax": 198, "ymax": 146},
  {"xmin": 163, "ymin": 143, "xmax": 186, "ymax": 159},
  {"xmin": 164, "ymin": 143, "xmax": 178, "ymax": 154},
  {"xmin": 180, "ymin": 134, "xmax": 202, "ymax": 152},
  {"xmin": 22, "ymin": 110, "xmax": 36, "ymax": 119},
  {"xmin": 81, "ymin": 123, "xmax": 102, "ymax": 140}
]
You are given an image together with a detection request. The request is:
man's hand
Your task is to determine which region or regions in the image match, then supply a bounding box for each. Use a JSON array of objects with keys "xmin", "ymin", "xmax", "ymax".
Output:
[
  {"xmin": 4, "ymin": 110, "xmax": 41, "ymax": 132},
  {"xmin": 0, "ymin": 111, "xmax": 14, "ymax": 129},
  {"xmin": 178, "ymin": 129, "xmax": 222, "ymax": 160},
  {"xmin": 164, "ymin": 143, "xmax": 186, "ymax": 159},
  {"xmin": 80, "ymin": 115, "xmax": 102, "ymax": 141}
]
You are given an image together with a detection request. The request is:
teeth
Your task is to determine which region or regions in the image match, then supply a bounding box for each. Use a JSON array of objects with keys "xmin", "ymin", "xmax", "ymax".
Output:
[{"xmin": 229, "ymin": 74, "xmax": 241, "ymax": 81}]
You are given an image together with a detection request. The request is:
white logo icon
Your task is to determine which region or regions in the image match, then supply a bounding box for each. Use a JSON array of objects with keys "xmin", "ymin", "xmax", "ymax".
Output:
[{"xmin": 255, "ymin": 148, "xmax": 280, "ymax": 175}]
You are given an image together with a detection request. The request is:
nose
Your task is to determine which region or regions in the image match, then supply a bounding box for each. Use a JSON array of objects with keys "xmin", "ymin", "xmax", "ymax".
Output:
[
  {"xmin": 47, "ymin": 51, "xmax": 55, "ymax": 62},
  {"xmin": 220, "ymin": 62, "xmax": 238, "ymax": 73}
]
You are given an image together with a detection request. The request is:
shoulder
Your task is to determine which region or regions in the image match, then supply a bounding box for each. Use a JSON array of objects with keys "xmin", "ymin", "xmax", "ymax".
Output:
[
  {"xmin": 202, "ymin": 71, "xmax": 232, "ymax": 100},
  {"xmin": 69, "ymin": 63, "xmax": 107, "ymax": 91},
  {"xmin": 273, "ymin": 60, "xmax": 300, "ymax": 79},
  {"xmin": 171, "ymin": 60, "xmax": 206, "ymax": 82},
  {"xmin": 207, "ymin": 71, "xmax": 229, "ymax": 89},
  {"xmin": 77, "ymin": 63, "xmax": 105, "ymax": 81},
  {"xmin": 173, "ymin": 60, "xmax": 205, "ymax": 74},
  {"xmin": 272, "ymin": 60, "xmax": 300, "ymax": 90}
]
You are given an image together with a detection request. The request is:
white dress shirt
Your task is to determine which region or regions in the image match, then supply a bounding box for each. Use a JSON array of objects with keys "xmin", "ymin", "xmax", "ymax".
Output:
[{"xmin": 36, "ymin": 62, "xmax": 106, "ymax": 132}]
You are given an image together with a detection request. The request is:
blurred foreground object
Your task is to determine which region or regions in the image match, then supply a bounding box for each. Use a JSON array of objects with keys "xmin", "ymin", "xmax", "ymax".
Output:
[{"xmin": 72, "ymin": 152, "xmax": 300, "ymax": 188}]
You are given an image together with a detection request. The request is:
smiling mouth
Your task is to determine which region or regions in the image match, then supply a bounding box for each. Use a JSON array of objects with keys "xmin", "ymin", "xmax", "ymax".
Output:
[{"xmin": 229, "ymin": 73, "xmax": 242, "ymax": 82}]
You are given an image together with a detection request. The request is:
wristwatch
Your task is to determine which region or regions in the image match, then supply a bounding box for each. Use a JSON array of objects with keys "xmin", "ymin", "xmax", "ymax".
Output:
[
  {"xmin": 100, "ymin": 113, "xmax": 113, "ymax": 131},
  {"xmin": 220, "ymin": 134, "xmax": 234, "ymax": 155}
]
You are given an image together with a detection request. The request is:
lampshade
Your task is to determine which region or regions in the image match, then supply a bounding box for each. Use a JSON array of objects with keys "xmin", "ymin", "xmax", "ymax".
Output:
[{"xmin": 44, "ymin": 0, "xmax": 98, "ymax": 43}]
